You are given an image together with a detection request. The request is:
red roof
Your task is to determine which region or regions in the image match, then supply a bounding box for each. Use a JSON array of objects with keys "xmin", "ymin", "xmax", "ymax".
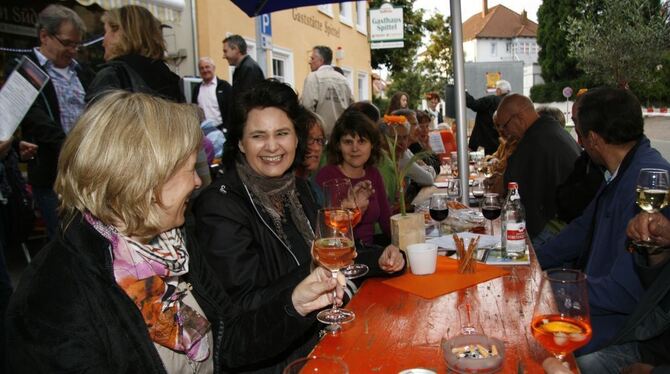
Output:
[{"xmin": 462, "ymin": 5, "xmax": 538, "ymax": 41}]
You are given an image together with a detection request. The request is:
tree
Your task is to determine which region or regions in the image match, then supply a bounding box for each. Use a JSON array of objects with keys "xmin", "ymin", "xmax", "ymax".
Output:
[
  {"xmin": 565, "ymin": 0, "xmax": 670, "ymax": 88},
  {"xmin": 536, "ymin": 0, "xmax": 582, "ymax": 82},
  {"xmin": 417, "ymin": 13, "xmax": 453, "ymax": 93},
  {"xmin": 369, "ymin": 0, "xmax": 425, "ymax": 71}
]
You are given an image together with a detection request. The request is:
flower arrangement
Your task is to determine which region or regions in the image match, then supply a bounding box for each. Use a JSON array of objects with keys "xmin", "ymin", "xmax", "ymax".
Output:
[{"xmin": 382, "ymin": 115, "xmax": 429, "ymax": 216}]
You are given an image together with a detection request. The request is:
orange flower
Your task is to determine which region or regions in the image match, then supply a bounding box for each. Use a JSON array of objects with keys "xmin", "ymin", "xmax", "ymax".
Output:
[{"xmin": 383, "ymin": 114, "xmax": 408, "ymax": 126}]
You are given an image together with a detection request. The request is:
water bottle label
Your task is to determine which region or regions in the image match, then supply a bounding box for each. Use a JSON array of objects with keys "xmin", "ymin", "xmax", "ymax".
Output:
[{"xmin": 505, "ymin": 222, "xmax": 526, "ymax": 252}]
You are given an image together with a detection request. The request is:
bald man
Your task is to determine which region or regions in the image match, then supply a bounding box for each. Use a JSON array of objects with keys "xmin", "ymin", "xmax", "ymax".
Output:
[
  {"xmin": 495, "ymin": 94, "xmax": 580, "ymax": 242},
  {"xmin": 192, "ymin": 57, "xmax": 232, "ymax": 131}
]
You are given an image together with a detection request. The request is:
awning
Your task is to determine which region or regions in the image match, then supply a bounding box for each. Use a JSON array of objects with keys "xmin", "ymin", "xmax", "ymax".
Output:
[
  {"xmin": 230, "ymin": 0, "xmax": 341, "ymax": 17},
  {"xmin": 76, "ymin": 0, "xmax": 184, "ymax": 23}
]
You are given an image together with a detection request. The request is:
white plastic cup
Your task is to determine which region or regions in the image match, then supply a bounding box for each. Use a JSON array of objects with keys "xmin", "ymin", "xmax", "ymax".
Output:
[{"xmin": 407, "ymin": 243, "xmax": 438, "ymax": 275}]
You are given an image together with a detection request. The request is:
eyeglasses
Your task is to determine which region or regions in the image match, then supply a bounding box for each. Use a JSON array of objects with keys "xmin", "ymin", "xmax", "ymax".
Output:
[
  {"xmin": 307, "ymin": 137, "xmax": 325, "ymax": 146},
  {"xmin": 51, "ymin": 34, "xmax": 82, "ymax": 50}
]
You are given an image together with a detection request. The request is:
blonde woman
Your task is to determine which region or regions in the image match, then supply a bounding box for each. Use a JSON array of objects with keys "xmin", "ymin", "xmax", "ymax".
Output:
[
  {"xmin": 86, "ymin": 5, "xmax": 182, "ymax": 102},
  {"xmin": 5, "ymin": 91, "xmax": 341, "ymax": 373}
]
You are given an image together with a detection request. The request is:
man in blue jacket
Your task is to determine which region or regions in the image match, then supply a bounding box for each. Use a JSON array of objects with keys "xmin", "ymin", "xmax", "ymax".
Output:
[{"xmin": 536, "ymin": 87, "xmax": 670, "ymax": 355}]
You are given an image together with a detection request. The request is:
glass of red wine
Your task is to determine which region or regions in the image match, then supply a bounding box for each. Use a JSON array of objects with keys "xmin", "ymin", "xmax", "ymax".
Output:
[
  {"xmin": 429, "ymin": 193, "xmax": 449, "ymax": 237},
  {"xmin": 322, "ymin": 178, "xmax": 368, "ymax": 279},
  {"xmin": 313, "ymin": 208, "xmax": 356, "ymax": 325},
  {"xmin": 481, "ymin": 193, "xmax": 501, "ymax": 235}
]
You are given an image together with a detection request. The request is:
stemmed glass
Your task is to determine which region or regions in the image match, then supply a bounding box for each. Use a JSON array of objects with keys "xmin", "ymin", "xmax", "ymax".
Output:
[
  {"xmin": 322, "ymin": 178, "xmax": 368, "ymax": 278},
  {"xmin": 481, "ymin": 193, "xmax": 501, "ymax": 235},
  {"xmin": 313, "ymin": 208, "xmax": 356, "ymax": 325},
  {"xmin": 283, "ymin": 356, "xmax": 348, "ymax": 374},
  {"xmin": 446, "ymin": 178, "xmax": 461, "ymax": 201},
  {"xmin": 632, "ymin": 169, "xmax": 669, "ymax": 252},
  {"xmin": 471, "ymin": 179, "xmax": 486, "ymax": 205},
  {"xmin": 429, "ymin": 193, "xmax": 449, "ymax": 237},
  {"xmin": 531, "ymin": 269, "xmax": 591, "ymax": 366}
]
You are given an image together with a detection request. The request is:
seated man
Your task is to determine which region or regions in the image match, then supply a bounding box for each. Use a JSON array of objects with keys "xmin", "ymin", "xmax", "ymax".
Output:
[
  {"xmin": 495, "ymin": 94, "xmax": 580, "ymax": 243},
  {"xmin": 577, "ymin": 212, "xmax": 670, "ymax": 373},
  {"xmin": 536, "ymin": 87, "xmax": 670, "ymax": 354}
]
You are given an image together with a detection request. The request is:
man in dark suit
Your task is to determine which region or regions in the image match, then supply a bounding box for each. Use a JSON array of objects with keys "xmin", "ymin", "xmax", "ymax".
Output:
[
  {"xmin": 12, "ymin": 4, "xmax": 94, "ymax": 239},
  {"xmin": 192, "ymin": 56, "xmax": 232, "ymax": 132},
  {"xmin": 466, "ymin": 79, "xmax": 511, "ymax": 155},
  {"xmin": 223, "ymin": 34, "xmax": 264, "ymax": 98}
]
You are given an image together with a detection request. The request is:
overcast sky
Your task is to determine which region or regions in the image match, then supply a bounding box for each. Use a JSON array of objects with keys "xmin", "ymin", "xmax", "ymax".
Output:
[{"xmin": 414, "ymin": 0, "xmax": 542, "ymax": 23}]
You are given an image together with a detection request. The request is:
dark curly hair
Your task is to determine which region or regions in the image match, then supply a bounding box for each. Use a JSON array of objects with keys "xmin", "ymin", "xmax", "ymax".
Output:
[
  {"xmin": 326, "ymin": 110, "xmax": 382, "ymax": 168},
  {"xmin": 222, "ymin": 80, "xmax": 307, "ymax": 169}
]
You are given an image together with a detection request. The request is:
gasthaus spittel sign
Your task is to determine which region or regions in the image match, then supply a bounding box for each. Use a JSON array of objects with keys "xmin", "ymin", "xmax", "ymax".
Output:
[{"xmin": 369, "ymin": 3, "xmax": 404, "ymax": 49}]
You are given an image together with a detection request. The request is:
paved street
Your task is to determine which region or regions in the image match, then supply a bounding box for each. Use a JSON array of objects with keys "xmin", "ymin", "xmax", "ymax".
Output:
[{"xmin": 644, "ymin": 116, "xmax": 670, "ymax": 159}]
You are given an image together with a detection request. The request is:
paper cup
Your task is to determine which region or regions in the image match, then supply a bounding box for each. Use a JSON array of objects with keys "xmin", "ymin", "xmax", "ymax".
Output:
[{"xmin": 407, "ymin": 243, "xmax": 438, "ymax": 275}]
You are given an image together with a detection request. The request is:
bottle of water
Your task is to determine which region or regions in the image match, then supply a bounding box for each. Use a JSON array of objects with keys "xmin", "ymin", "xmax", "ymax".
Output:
[{"xmin": 501, "ymin": 182, "xmax": 526, "ymax": 258}]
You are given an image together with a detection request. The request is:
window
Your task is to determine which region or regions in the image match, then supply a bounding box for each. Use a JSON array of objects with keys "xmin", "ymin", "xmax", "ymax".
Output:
[
  {"xmin": 357, "ymin": 72, "xmax": 369, "ymax": 100},
  {"xmin": 506, "ymin": 42, "xmax": 511, "ymax": 52},
  {"xmin": 318, "ymin": 4, "xmax": 333, "ymax": 17},
  {"xmin": 339, "ymin": 2, "xmax": 353, "ymax": 26},
  {"xmin": 272, "ymin": 47, "xmax": 295, "ymax": 87},
  {"xmin": 340, "ymin": 67, "xmax": 354, "ymax": 92},
  {"xmin": 356, "ymin": 1, "xmax": 367, "ymax": 34},
  {"xmin": 490, "ymin": 42, "xmax": 497, "ymax": 56}
]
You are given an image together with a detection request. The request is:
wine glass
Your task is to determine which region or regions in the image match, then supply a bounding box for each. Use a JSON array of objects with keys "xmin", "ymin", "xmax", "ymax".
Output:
[
  {"xmin": 481, "ymin": 193, "xmax": 501, "ymax": 235},
  {"xmin": 429, "ymin": 193, "xmax": 449, "ymax": 237},
  {"xmin": 471, "ymin": 179, "xmax": 486, "ymax": 205},
  {"xmin": 313, "ymin": 208, "xmax": 356, "ymax": 325},
  {"xmin": 322, "ymin": 178, "xmax": 368, "ymax": 279},
  {"xmin": 283, "ymin": 356, "xmax": 349, "ymax": 374},
  {"xmin": 446, "ymin": 178, "xmax": 462, "ymax": 201},
  {"xmin": 531, "ymin": 269, "xmax": 591, "ymax": 366},
  {"xmin": 632, "ymin": 169, "xmax": 669, "ymax": 252}
]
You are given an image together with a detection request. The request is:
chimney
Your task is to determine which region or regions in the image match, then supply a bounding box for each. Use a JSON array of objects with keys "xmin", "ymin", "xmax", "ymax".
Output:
[
  {"xmin": 482, "ymin": 0, "xmax": 488, "ymax": 17},
  {"xmin": 520, "ymin": 10, "xmax": 527, "ymax": 25}
]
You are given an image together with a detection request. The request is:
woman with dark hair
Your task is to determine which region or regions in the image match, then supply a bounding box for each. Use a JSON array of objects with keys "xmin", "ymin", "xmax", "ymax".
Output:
[
  {"xmin": 86, "ymin": 5, "xmax": 182, "ymax": 102},
  {"xmin": 385, "ymin": 91, "xmax": 410, "ymax": 114},
  {"xmin": 316, "ymin": 110, "xmax": 392, "ymax": 246},
  {"xmin": 193, "ymin": 80, "xmax": 404, "ymax": 373}
]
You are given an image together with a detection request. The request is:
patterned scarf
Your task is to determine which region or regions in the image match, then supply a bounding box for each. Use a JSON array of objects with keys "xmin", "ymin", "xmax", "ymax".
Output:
[
  {"xmin": 235, "ymin": 156, "xmax": 314, "ymax": 249},
  {"xmin": 84, "ymin": 213, "xmax": 211, "ymax": 361}
]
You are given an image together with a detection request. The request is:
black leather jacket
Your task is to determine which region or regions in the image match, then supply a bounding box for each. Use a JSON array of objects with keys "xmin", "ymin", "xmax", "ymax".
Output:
[{"xmin": 5, "ymin": 212, "xmax": 316, "ymax": 373}]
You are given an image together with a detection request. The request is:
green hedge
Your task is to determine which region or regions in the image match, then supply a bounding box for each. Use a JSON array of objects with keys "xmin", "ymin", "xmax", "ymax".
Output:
[{"xmin": 530, "ymin": 78, "xmax": 595, "ymax": 103}]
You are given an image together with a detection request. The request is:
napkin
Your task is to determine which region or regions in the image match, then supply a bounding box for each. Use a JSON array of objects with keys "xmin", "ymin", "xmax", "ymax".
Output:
[
  {"xmin": 427, "ymin": 232, "xmax": 499, "ymax": 251},
  {"xmin": 381, "ymin": 256, "xmax": 509, "ymax": 299}
]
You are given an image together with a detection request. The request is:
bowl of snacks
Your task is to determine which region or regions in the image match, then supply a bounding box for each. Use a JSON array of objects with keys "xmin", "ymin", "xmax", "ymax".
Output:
[{"xmin": 442, "ymin": 334, "xmax": 504, "ymax": 373}]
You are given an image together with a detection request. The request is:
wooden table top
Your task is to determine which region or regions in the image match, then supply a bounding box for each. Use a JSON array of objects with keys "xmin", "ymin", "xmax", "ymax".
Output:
[{"xmin": 311, "ymin": 248, "xmax": 578, "ymax": 373}]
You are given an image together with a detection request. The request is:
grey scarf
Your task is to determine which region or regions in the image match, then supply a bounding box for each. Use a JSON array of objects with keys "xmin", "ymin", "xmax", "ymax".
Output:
[{"xmin": 235, "ymin": 157, "xmax": 314, "ymax": 249}]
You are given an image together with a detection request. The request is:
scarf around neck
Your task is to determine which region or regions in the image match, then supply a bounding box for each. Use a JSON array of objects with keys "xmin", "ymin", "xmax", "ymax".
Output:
[
  {"xmin": 84, "ymin": 212, "xmax": 210, "ymax": 361},
  {"xmin": 235, "ymin": 156, "xmax": 314, "ymax": 250}
]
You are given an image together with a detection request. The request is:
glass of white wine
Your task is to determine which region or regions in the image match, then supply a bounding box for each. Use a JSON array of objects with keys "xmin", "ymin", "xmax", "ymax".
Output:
[{"xmin": 632, "ymin": 168, "xmax": 669, "ymax": 252}]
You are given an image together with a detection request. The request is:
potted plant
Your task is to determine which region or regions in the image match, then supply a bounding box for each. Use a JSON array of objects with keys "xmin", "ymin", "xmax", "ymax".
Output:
[{"xmin": 382, "ymin": 114, "xmax": 428, "ymax": 250}]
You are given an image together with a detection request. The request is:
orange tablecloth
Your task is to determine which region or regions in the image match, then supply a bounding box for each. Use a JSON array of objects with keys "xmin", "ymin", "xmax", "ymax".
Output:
[{"xmin": 382, "ymin": 256, "xmax": 509, "ymax": 299}]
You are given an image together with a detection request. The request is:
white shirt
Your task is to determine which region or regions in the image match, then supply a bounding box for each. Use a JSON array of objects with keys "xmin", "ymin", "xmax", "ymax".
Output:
[{"xmin": 197, "ymin": 78, "xmax": 222, "ymax": 125}]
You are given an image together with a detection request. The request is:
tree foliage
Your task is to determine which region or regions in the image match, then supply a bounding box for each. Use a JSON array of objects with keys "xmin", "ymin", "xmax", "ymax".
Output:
[
  {"xmin": 564, "ymin": 0, "xmax": 670, "ymax": 88},
  {"xmin": 536, "ymin": 0, "xmax": 582, "ymax": 82},
  {"xmin": 369, "ymin": 0, "xmax": 425, "ymax": 71},
  {"xmin": 417, "ymin": 13, "xmax": 453, "ymax": 94}
]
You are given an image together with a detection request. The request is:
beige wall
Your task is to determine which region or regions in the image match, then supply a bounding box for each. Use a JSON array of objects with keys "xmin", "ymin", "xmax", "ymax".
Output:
[{"xmin": 195, "ymin": 1, "xmax": 372, "ymax": 99}]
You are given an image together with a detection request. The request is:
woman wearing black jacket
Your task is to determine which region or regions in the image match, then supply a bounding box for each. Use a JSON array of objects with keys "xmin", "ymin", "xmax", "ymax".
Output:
[
  {"xmin": 4, "ymin": 92, "xmax": 340, "ymax": 373},
  {"xmin": 193, "ymin": 81, "xmax": 405, "ymax": 373}
]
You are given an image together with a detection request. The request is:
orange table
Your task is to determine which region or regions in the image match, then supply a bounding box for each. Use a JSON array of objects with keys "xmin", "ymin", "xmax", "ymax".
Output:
[{"xmin": 311, "ymin": 248, "xmax": 578, "ymax": 373}]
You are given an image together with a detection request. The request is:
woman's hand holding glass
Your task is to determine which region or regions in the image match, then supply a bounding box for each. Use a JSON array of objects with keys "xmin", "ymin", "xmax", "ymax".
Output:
[{"xmin": 291, "ymin": 266, "xmax": 345, "ymax": 317}]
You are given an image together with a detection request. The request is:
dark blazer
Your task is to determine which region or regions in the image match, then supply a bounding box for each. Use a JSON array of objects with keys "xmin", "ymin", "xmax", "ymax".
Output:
[
  {"xmin": 11, "ymin": 52, "xmax": 94, "ymax": 188},
  {"xmin": 466, "ymin": 91, "xmax": 503, "ymax": 155},
  {"xmin": 192, "ymin": 77, "xmax": 233, "ymax": 131},
  {"xmin": 232, "ymin": 55, "xmax": 264, "ymax": 98},
  {"xmin": 5, "ymin": 212, "xmax": 317, "ymax": 373}
]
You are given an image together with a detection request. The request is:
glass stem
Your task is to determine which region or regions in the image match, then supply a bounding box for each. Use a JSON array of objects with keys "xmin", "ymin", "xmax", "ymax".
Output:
[
  {"xmin": 490, "ymin": 220, "xmax": 494, "ymax": 236},
  {"xmin": 331, "ymin": 271, "xmax": 338, "ymax": 312}
]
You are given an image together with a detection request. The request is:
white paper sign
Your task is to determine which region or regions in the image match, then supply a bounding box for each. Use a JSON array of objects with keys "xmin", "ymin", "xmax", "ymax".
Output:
[
  {"xmin": 369, "ymin": 3, "xmax": 404, "ymax": 49},
  {"xmin": 0, "ymin": 56, "xmax": 49, "ymax": 141},
  {"xmin": 428, "ymin": 132, "xmax": 446, "ymax": 154}
]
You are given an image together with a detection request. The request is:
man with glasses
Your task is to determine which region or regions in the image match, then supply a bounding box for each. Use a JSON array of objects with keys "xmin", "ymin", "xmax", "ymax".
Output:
[
  {"xmin": 495, "ymin": 94, "xmax": 580, "ymax": 246},
  {"xmin": 11, "ymin": 4, "xmax": 94, "ymax": 239}
]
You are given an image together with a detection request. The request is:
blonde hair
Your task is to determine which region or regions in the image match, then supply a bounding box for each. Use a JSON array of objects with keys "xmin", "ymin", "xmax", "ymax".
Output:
[
  {"xmin": 56, "ymin": 91, "xmax": 202, "ymax": 239},
  {"xmin": 102, "ymin": 5, "xmax": 165, "ymax": 60}
]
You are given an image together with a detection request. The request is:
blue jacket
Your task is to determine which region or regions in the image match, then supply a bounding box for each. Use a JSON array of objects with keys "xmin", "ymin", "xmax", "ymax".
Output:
[{"xmin": 536, "ymin": 136, "xmax": 670, "ymax": 354}]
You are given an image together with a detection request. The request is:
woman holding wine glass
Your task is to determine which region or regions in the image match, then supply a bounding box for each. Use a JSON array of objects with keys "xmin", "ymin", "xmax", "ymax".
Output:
[{"xmin": 194, "ymin": 81, "xmax": 404, "ymax": 372}]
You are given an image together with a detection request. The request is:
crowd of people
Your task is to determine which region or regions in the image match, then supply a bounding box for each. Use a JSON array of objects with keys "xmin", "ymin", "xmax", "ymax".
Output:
[{"xmin": 1, "ymin": 3, "xmax": 669, "ymax": 374}]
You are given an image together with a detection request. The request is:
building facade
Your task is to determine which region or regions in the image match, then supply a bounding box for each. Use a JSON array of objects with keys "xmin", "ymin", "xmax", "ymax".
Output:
[{"xmin": 195, "ymin": 1, "xmax": 373, "ymax": 100}]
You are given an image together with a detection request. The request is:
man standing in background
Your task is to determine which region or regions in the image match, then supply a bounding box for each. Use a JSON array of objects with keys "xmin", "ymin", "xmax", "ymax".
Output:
[
  {"xmin": 466, "ymin": 79, "xmax": 511, "ymax": 155},
  {"xmin": 300, "ymin": 46, "xmax": 354, "ymax": 137},
  {"xmin": 223, "ymin": 34, "xmax": 264, "ymax": 99},
  {"xmin": 192, "ymin": 57, "xmax": 232, "ymax": 132}
]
